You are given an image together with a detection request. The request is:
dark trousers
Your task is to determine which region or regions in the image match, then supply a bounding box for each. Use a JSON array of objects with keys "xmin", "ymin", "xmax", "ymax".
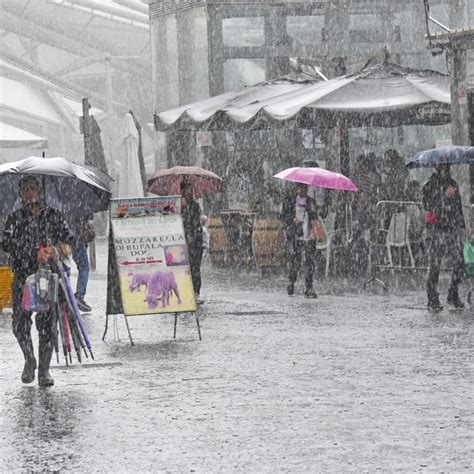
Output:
[
  {"xmin": 12, "ymin": 275, "xmax": 55, "ymax": 346},
  {"xmin": 188, "ymin": 245, "xmax": 203, "ymax": 295},
  {"xmin": 288, "ymin": 239, "xmax": 316, "ymax": 288},
  {"xmin": 427, "ymin": 230, "xmax": 464, "ymax": 302}
]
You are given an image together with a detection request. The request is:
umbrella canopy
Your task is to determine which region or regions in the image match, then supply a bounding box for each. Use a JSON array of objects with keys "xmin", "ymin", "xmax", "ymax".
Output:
[
  {"xmin": 0, "ymin": 121, "xmax": 48, "ymax": 149},
  {"xmin": 406, "ymin": 146, "xmax": 474, "ymax": 169},
  {"xmin": 118, "ymin": 112, "xmax": 144, "ymax": 198},
  {"xmin": 154, "ymin": 61, "xmax": 450, "ymax": 131},
  {"xmin": 147, "ymin": 166, "xmax": 222, "ymax": 198},
  {"xmin": 0, "ymin": 156, "xmax": 111, "ymax": 217},
  {"xmin": 274, "ymin": 167, "xmax": 358, "ymax": 192}
]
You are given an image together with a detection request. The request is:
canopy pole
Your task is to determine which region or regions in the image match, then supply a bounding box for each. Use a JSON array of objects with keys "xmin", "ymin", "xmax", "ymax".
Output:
[{"xmin": 340, "ymin": 121, "xmax": 350, "ymax": 177}]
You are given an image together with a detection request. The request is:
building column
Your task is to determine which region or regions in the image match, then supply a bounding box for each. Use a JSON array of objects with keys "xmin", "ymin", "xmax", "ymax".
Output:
[{"xmin": 208, "ymin": 6, "xmax": 224, "ymax": 96}]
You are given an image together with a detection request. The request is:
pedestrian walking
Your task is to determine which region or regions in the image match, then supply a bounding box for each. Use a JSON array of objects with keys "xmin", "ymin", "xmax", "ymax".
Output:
[
  {"xmin": 2, "ymin": 176, "xmax": 74, "ymax": 385},
  {"xmin": 422, "ymin": 164, "xmax": 466, "ymax": 310},
  {"xmin": 69, "ymin": 215, "xmax": 94, "ymax": 313},
  {"xmin": 180, "ymin": 180, "xmax": 204, "ymax": 304},
  {"xmin": 281, "ymin": 183, "xmax": 318, "ymax": 298}
]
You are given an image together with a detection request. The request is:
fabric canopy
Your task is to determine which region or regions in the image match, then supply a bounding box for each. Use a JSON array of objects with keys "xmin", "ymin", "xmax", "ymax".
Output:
[
  {"xmin": 0, "ymin": 121, "xmax": 48, "ymax": 148},
  {"xmin": 154, "ymin": 62, "xmax": 451, "ymax": 131},
  {"xmin": 0, "ymin": 76, "xmax": 63, "ymax": 124}
]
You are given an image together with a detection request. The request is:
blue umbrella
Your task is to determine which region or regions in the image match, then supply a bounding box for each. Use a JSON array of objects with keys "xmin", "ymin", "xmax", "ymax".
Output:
[{"xmin": 406, "ymin": 146, "xmax": 474, "ymax": 169}]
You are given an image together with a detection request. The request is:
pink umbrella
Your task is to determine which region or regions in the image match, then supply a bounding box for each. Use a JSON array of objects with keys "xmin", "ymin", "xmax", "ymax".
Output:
[
  {"xmin": 274, "ymin": 167, "xmax": 358, "ymax": 192},
  {"xmin": 147, "ymin": 165, "xmax": 222, "ymax": 198}
]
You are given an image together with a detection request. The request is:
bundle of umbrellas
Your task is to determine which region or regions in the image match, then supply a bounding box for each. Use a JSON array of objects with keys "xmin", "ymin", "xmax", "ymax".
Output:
[
  {"xmin": 53, "ymin": 250, "xmax": 93, "ymax": 364},
  {"xmin": 28, "ymin": 249, "xmax": 94, "ymax": 365}
]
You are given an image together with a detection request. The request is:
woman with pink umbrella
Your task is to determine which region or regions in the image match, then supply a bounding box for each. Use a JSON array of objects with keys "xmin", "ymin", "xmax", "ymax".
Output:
[{"xmin": 275, "ymin": 166, "xmax": 358, "ymax": 297}]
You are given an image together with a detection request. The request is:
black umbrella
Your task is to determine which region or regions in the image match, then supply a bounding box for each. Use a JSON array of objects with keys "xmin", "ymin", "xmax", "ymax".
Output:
[{"xmin": 0, "ymin": 156, "xmax": 111, "ymax": 217}]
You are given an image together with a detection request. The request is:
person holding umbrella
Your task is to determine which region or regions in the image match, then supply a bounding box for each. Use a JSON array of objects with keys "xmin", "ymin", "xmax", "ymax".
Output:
[
  {"xmin": 281, "ymin": 183, "xmax": 319, "ymax": 298},
  {"xmin": 275, "ymin": 166, "xmax": 358, "ymax": 297},
  {"xmin": 180, "ymin": 180, "xmax": 204, "ymax": 304},
  {"xmin": 2, "ymin": 176, "xmax": 74, "ymax": 385},
  {"xmin": 407, "ymin": 146, "xmax": 474, "ymax": 310},
  {"xmin": 422, "ymin": 163, "xmax": 466, "ymax": 310}
]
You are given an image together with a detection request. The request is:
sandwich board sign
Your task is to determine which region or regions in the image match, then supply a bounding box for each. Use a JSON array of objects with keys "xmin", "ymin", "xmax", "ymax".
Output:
[{"xmin": 104, "ymin": 196, "xmax": 201, "ymax": 344}]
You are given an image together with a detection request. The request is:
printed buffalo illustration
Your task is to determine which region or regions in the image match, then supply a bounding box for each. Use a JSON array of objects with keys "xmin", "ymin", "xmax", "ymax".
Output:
[{"xmin": 128, "ymin": 271, "xmax": 182, "ymax": 309}]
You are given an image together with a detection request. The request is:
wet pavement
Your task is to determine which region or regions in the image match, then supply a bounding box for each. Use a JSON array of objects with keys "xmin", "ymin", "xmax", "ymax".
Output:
[{"xmin": 1, "ymin": 242, "xmax": 473, "ymax": 472}]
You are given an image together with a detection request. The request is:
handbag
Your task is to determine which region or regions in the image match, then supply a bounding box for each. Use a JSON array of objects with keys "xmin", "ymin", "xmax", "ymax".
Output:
[
  {"xmin": 83, "ymin": 221, "xmax": 96, "ymax": 243},
  {"xmin": 463, "ymin": 240, "xmax": 474, "ymax": 278},
  {"xmin": 309, "ymin": 219, "xmax": 327, "ymax": 242},
  {"xmin": 22, "ymin": 274, "xmax": 50, "ymax": 312}
]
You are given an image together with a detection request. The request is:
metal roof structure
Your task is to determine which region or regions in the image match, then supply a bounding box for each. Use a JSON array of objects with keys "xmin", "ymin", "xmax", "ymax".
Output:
[{"xmin": 0, "ymin": 0, "xmax": 153, "ymax": 165}]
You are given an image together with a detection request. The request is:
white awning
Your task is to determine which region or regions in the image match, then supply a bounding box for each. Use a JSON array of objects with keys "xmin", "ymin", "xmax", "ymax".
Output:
[
  {"xmin": 154, "ymin": 62, "xmax": 451, "ymax": 131},
  {"xmin": 0, "ymin": 76, "xmax": 63, "ymax": 124},
  {"xmin": 0, "ymin": 121, "xmax": 48, "ymax": 149}
]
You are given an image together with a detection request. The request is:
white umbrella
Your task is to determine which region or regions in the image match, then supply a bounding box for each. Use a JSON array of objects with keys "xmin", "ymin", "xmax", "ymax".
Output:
[{"xmin": 118, "ymin": 112, "xmax": 144, "ymax": 198}]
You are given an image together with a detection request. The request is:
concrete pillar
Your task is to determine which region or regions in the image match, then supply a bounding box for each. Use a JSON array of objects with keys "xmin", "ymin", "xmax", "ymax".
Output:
[
  {"xmin": 208, "ymin": 6, "xmax": 224, "ymax": 97},
  {"xmin": 177, "ymin": 7, "xmax": 210, "ymax": 104},
  {"xmin": 450, "ymin": 48, "xmax": 471, "ymax": 207},
  {"xmin": 323, "ymin": 0, "xmax": 350, "ymax": 71},
  {"xmin": 451, "ymin": 48, "xmax": 469, "ymax": 146},
  {"xmin": 264, "ymin": 7, "xmax": 290, "ymax": 79}
]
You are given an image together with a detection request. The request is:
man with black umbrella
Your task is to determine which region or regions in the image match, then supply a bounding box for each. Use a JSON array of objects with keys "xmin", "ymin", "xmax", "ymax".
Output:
[
  {"xmin": 2, "ymin": 176, "xmax": 74, "ymax": 386},
  {"xmin": 422, "ymin": 164, "xmax": 466, "ymax": 310}
]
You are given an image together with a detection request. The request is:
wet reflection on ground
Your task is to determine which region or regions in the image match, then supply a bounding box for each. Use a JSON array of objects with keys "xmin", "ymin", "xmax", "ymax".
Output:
[
  {"xmin": 3, "ymin": 387, "xmax": 86, "ymax": 471},
  {"xmin": 1, "ymin": 260, "xmax": 473, "ymax": 471}
]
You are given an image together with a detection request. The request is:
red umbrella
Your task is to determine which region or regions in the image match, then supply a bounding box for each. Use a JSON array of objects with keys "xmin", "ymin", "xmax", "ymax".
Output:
[{"xmin": 147, "ymin": 165, "xmax": 222, "ymax": 198}]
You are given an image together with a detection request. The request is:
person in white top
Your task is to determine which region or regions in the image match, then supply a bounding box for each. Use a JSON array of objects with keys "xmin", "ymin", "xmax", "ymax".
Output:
[{"xmin": 281, "ymin": 183, "xmax": 319, "ymax": 298}]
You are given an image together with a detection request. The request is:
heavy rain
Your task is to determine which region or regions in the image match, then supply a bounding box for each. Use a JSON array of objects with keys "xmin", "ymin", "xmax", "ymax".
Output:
[{"xmin": 0, "ymin": 0, "xmax": 473, "ymax": 472}]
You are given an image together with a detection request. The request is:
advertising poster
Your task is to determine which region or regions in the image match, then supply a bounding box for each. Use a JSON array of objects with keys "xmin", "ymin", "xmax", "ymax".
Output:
[{"xmin": 110, "ymin": 196, "xmax": 196, "ymax": 316}]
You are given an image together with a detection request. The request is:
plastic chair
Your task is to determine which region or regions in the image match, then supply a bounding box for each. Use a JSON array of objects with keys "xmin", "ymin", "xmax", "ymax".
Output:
[{"xmin": 386, "ymin": 212, "xmax": 415, "ymax": 270}]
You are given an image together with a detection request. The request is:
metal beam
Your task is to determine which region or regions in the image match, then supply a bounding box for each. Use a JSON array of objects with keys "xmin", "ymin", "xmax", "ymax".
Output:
[
  {"xmin": 0, "ymin": 10, "xmax": 151, "ymax": 79},
  {"xmin": 1, "ymin": 3, "xmax": 149, "ymax": 71},
  {"xmin": 99, "ymin": 0, "xmax": 149, "ymax": 17},
  {"xmin": 0, "ymin": 51, "xmax": 130, "ymax": 112},
  {"xmin": 64, "ymin": 0, "xmax": 149, "ymax": 25}
]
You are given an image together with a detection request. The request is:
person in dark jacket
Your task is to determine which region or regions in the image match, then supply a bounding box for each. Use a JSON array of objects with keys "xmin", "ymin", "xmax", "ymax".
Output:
[
  {"xmin": 281, "ymin": 183, "xmax": 318, "ymax": 298},
  {"xmin": 422, "ymin": 164, "xmax": 466, "ymax": 310},
  {"xmin": 180, "ymin": 181, "xmax": 204, "ymax": 304},
  {"xmin": 68, "ymin": 215, "xmax": 94, "ymax": 312},
  {"xmin": 381, "ymin": 149, "xmax": 408, "ymax": 202},
  {"xmin": 2, "ymin": 176, "xmax": 74, "ymax": 386}
]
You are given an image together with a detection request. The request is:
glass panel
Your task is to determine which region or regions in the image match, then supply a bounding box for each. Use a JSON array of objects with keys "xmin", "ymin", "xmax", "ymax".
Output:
[
  {"xmin": 222, "ymin": 17, "xmax": 265, "ymax": 47},
  {"xmin": 286, "ymin": 15, "xmax": 324, "ymax": 45},
  {"xmin": 224, "ymin": 58, "xmax": 265, "ymax": 91}
]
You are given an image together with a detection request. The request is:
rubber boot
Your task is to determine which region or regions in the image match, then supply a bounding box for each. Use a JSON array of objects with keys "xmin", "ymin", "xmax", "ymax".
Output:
[
  {"xmin": 18, "ymin": 337, "xmax": 37, "ymax": 384},
  {"xmin": 447, "ymin": 286, "xmax": 465, "ymax": 309},
  {"xmin": 304, "ymin": 286, "xmax": 317, "ymax": 299},
  {"xmin": 427, "ymin": 286, "xmax": 443, "ymax": 311},
  {"xmin": 37, "ymin": 336, "xmax": 54, "ymax": 387}
]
